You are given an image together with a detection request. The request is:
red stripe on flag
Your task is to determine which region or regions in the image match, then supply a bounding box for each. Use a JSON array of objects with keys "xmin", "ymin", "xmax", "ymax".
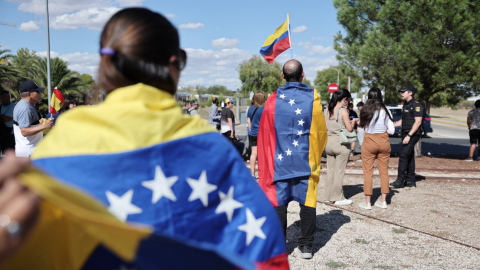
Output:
[
  {"xmin": 256, "ymin": 252, "xmax": 289, "ymax": 270},
  {"xmin": 262, "ymin": 37, "xmax": 291, "ymax": 64},
  {"xmin": 258, "ymin": 92, "xmax": 278, "ymax": 206}
]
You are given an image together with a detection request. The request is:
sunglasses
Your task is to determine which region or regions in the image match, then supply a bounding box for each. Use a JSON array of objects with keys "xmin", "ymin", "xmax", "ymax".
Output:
[{"xmin": 172, "ymin": 49, "xmax": 187, "ymax": 71}]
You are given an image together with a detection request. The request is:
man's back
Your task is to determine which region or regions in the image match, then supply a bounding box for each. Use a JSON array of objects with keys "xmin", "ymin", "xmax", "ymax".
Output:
[
  {"xmin": 468, "ymin": 108, "xmax": 480, "ymax": 130},
  {"xmin": 257, "ymin": 82, "xmax": 327, "ymax": 207}
]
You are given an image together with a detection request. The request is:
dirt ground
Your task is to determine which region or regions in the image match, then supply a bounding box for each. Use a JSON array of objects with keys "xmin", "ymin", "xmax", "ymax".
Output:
[{"xmin": 429, "ymin": 107, "xmax": 471, "ymax": 123}]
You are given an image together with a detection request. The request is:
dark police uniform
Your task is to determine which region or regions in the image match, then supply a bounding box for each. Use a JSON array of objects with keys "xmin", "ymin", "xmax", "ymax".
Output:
[{"xmin": 392, "ymin": 87, "xmax": 424, "ymax": 188}]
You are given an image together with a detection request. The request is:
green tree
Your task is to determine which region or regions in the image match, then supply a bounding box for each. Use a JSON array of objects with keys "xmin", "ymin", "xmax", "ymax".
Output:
[
  {"xmin": 26, "ymin": 57, "xmax": 82, "ymax": 115},
  {"xmin": 302, "ymin": 78, "xmax": 314, "ymax": 89},
  {"xmin": 314, "ymin": 65, "xmax": 362, "ymax": 102},
  {"xmin": 0, "ymin": 47, "xmax": 18, "ymax": 93},
  {"xmin": 238, "ymin": 55, "xmax": 284, "ymax": 95},
  {"xmin": 333, "ymin": 0, "xmax": 480, "ymax": 112}
]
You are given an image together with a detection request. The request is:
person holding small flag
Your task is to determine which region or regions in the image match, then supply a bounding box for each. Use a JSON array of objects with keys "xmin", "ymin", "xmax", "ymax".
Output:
[{"xmin": 258, "ymin": 60, "xmax": 328, "ymax": 259}]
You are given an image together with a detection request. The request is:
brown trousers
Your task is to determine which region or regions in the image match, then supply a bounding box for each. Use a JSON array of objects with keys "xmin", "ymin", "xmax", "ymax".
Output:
[{"xmin": 361, "ymin": 132, "xmax": 391, "ymax": 195}]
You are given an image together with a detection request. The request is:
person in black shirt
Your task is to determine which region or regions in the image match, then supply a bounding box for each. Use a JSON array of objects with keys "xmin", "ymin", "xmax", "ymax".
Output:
[
  {"xmin": 390, "ymin": 85, "xmax": 424, "ymax": 188},
  {"xmin": 348, "ymin": 103, "xmax": 358, "ymax": 155}
]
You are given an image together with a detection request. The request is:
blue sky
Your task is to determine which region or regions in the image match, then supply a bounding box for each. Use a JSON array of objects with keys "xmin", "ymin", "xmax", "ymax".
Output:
[{"xmin": 1, "ymin": 0, "xmax": 344, "ymax": 90}]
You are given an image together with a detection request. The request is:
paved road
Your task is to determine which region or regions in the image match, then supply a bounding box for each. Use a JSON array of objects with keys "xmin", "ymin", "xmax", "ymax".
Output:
[{"xmin": 234, "ymin": 119, "xmax": 473, "ymax": 156}]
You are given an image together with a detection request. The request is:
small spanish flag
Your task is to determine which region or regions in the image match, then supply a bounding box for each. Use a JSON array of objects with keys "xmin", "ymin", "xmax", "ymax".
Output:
[{"xmin": 49, "ymin": 87, "xmax": 65, "ymax": 115}]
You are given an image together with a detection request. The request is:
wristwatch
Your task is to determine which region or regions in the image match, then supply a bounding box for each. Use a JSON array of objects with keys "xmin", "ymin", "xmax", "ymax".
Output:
[{"xmin": 406, "ymin": 134, "xmax": 411, "ymax": 137}]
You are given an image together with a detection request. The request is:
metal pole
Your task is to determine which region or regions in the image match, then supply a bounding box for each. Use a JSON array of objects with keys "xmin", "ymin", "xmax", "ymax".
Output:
[
  {"xmin": 287, "ymin": 13, "xmax": 293, "ymax": 59},
  {"xmin": 45, "ymin": 0, "xmax": 52, "ymax": 109},
  {"xmin": 328, "ymin": 67, "xmax": 340, "ymax": 87}
]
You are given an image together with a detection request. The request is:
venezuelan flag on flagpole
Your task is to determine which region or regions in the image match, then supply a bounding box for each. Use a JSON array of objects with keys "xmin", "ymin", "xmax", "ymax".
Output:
[
  {"xmin": 260, "ymin": 14, "xmax": 292, "ymax": 64},
  {"xmin": 49, "ymin": 87, "xmax": 65, "ymax": 115},
  {"xmin": 5, "ymin": 83, "xmax": 289, "ymax": 270}
]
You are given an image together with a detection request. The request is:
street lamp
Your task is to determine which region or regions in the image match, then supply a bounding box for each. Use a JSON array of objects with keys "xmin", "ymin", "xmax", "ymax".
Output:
[{"xmin": 328, "ymin": 67, "xmax": 339, "ymax": 86}]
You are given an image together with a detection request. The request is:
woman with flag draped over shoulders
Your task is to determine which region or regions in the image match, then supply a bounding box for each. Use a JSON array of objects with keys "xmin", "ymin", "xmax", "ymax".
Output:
[{"xmin": 3, "ymin": 8, "xmax": 289, "ymax": 270}]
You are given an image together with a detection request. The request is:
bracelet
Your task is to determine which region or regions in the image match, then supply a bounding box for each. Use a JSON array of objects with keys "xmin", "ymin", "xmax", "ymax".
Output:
[{"xmin": 407, "ymin": 134, "xmax": 411, "ymax": 137}]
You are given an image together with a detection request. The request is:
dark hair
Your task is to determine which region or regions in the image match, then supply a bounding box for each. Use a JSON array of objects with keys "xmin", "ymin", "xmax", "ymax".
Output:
[
  {"xmin": 1, "ymin": 91, "xmax": 9, "ymax": 96},
  {"xmin": 356, "ymin": 102, "xmax": 364, "ymax": 107},
  {"xmin": 348, "ymin": 102, "xmax": 353, "ymax": 108},
  {"xmin": 97, "ymin": 8, "xmax": 182, "ymax": 95},
  {"xmin": 282, "ymin": 60, "xmax": 303, "ymax": 82},
  {"xmin": 58, "ymin": 95, "xmax": 77, "ymax": 114},
  {"xmin": 359, "ymin": 87, "xmax": 393, "ymax": 128},
  {"xmin": 328, "ymin": 88, "xmax": 351, "ymax": 117},
  {"xmin": 212, "ymin": 97, "xmax": 219, "ymax": 104},
  {"xmin": 475, "ymin": 99, "xmax": 480, "ymax": 108},
  {"xmin": 190, "ymin": 100, "xmax": 198, "ymax": 106}
]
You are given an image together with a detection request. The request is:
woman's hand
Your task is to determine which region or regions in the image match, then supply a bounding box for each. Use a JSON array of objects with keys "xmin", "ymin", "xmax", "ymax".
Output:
[{"xmin": 0, "ymin": 151, "xmax": 40, "ymax": 262}]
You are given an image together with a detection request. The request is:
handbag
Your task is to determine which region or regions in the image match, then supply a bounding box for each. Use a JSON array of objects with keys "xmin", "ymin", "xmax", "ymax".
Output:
[{"xmin": 336, "ymin": 107, "xmax": 357, "ymax": 144}]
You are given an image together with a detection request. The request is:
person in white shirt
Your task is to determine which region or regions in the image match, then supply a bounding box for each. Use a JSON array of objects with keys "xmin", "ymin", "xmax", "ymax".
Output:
[
  {"xmin": 12, "ymin": 81, "xmax": 53, "ymax": 157},
  {"xmin": 357, "ymin": 88, "xmax": 394, "ymax": 210}
]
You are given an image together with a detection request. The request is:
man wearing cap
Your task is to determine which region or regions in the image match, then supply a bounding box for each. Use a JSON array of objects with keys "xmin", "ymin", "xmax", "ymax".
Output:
[
  {"xmin": 390, "ymin": 85, "xmax": 424, "ymax": 188},
  {"xmin": 13, "ymin": 81, "xmax": 54, "ymax": 157},
  {"xmin": 220, "ymin": 98, "xmax": 236, "ymax": 140}
]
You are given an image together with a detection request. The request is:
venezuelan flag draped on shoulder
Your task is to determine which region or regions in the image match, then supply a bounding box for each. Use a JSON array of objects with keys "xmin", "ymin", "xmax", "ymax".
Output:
[
  {"xmin": 257, "ymin": 82, "xmax": 327, "ymax": 208},
  {"xmin": 5, "ymin": 83, "xmax": 289, "ymax": 270},
  {"xmin": 259, "ymin": 15, "xmax": 291, "ymax": 64}
]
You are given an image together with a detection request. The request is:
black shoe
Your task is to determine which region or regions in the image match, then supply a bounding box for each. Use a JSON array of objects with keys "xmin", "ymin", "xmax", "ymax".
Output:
[
  {"xmin": 390, "ymin": 179, "xmax": 405, "ymax": 188},
  {"xmin": 405, "ymin": 181, "xmax": 416, "ymax": 188},
  {"xmin": 298, "ymin": 245, "xmax": 313, "ymax": 259}
]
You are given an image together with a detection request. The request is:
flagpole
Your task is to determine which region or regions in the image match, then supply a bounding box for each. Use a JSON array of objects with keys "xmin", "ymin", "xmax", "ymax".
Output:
[
  {"xmin": 287, "ymin": 13, "xmax": 293, "ymax": 59},
  {"xmin": 45, "ymin": 0, "xmax": 52, "ymax": 110}
]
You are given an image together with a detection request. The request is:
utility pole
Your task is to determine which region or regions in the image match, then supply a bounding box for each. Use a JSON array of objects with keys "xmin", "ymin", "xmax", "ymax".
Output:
[
  {"xmin": 328, "ymin": 67, "xmax": 339, "ymax": 86},
  {"xmin": 45, "ymin": 0, "xmax": 52, "ymax": 109}
]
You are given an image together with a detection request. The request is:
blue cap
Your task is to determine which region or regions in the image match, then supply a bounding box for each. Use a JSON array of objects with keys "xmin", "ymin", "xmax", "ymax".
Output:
[{"xmin": 19, "ymin": 80, "xmax": 44, "ymax": 93}]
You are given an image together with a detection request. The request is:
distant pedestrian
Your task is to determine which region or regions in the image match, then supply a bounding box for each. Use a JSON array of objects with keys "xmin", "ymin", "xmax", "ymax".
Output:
[
  {"xmin": 183, "ymin": 100, "xmax": 191, "ymax": 114},
  {"xmin": 0, "ymin": 91, "xmax": 16, "ymax": 153},
  {"xmin": 247, "ymin": 91, "xmax": 265, "ymax": 178},
  {"xmin": 390, "ymin": 85, "xmax": 424, "ymax": 188},
  {"xmin": 82, "ymin": 93, "xmax": 93, "ymax": 106},
  {"xmin": 208, "ymin": 96, "xmax": 221, "ymax": 129},
  {"xmin": 466, "ymin": 99, "xmax": 480, "ymax": 161},
  {"xmin": 356, "ymin": 101, "xmax": 365, "ymax": 162},
  {"xmin": 221, "ymin": 98, "xmax": 244, "ymax": 155},
  {"xmin": 348, "ymin": 102, "xmax": 358, "ymax": 155},
  {"xmin": 13, "ymin": 81, "xmax": 53, "ymax": 157},
  {"xmin": 324, "ymin": 89, "xmax": 358, "ymax": 205},
  {"xmin": 188, "ymin": 100, "xmax": 198, "ymax": 116},
  {"xmin": 358, "ymin": 88, "xmax": 394, "ymax": 210},
  {"xmin": 45, "ymin": 94, "xmax": 78, "ymax": 124},
  {"xmin": 246, "ymin": 99, "xmax": 254, "ymax": 129}
]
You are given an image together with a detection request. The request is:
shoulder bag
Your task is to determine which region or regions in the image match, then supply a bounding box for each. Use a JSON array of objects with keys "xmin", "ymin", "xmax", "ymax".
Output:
[{"xmin": 337, "ymin": 107, "xmax": 357, "ymax": 144}]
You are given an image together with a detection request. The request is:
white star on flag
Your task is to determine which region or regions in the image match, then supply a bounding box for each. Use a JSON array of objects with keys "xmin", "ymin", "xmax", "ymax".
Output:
[
  {"xmin": 288, "ymin": 99, "xmax": 295, "ymax": 106},
  {"xmin": 238, "ymin": 208, "xmax": 266, "ymax": 246},
  {"xmin": 293, "ymin": 140, "xmax": 299, "ymax": 147},
  {"xmin": 277, "ymin": 154, "xmax": 283, "ymax": 161},
  {"xmin": 142, "ymin": 165, "xmax": 178, "ymax": 203},
  {"xmin": 297, "ymin": 130, "xmax": 303, "ymax": 136},
  {"xmin": 279, "ymin": 94, "xmax": 286, "ymax": 99},
  {"xmin": 298, "ymin": 119, "xmax": 305, "ymax": 126},
  {"xmin": 106, "ymin": 189, "xmax": 143, "ymax": 222},
  {"xmin": 215, "ymin": 186, "xmax": 244, "ymax": 222},
  {"xmin": 295, "ymin": 108, "xmax": 302, "ymax": 115},
  {"xmin": 286, "ymin": 149, "xmax": 292, "ymax": 156},
  {"xmin": 187, "ymin": 170, "xmax": 217, "ymax": 207}
]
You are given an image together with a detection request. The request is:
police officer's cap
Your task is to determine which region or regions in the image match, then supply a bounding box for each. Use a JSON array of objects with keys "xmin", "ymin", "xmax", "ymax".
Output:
[{"xmin": 399, "ymin": 85, "xmax": 416, "ymax": 94}]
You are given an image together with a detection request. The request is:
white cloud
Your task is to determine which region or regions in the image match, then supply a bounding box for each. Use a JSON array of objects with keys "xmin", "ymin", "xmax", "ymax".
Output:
[
  {"xmin": 212, "ymin": 38, "xmax": 240, "ymax": 49},
  {"xmin": 292, "ymin": 25, "xmax": 307, "ymax": 33},
  {"xmin": 36, "ymin": 51, "xmax": 100, "ymax": 76},
  {"xmin": 18, "ymin": 21, "xmax": 40, "ymax": 32},
  {"xmin": 311, "ymin": 36, "xmax": 324, "ymax": 41},
  {"xmin": 8, "ymin": 0, "xmax": 143, "ymax": 15},
  {"xmin": 165, "ymin": 14, "xmax": 175, "ymax": 18},
  {"xmin": 179, "ymin": 23, "xmax": 204, "ymax": 29},
  {"xmin": 50, "ymin": 7, "xmax": 120, "ymax": 31},
  {"xmin": 1, "ymin": 45, "xmax": 12, "ymax": 50},
  {"xmin": 297, "ymin": 42, "xmax": 336, "ymax": 55}
]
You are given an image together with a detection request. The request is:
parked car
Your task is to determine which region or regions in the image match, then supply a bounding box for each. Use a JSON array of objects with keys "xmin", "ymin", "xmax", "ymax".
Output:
[{"xmin": 386, "ymin": 105, "xmax": 433, "ymax": 137}]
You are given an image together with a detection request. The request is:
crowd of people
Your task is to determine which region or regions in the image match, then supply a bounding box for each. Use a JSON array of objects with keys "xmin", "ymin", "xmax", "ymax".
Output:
[{"xmin": 0, "ymin": 6, "xmax": 480, "ymax": 268}]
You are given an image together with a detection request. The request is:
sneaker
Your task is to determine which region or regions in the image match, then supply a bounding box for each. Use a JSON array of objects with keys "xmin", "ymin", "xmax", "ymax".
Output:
[
  {"xmin": 357, "ymin": 157, "xmax": 362, "ymax": 162},
  {"xmin": 477, "ymin": 156, "xmax": 480, "ymax": 161},
  {"xmin": 298, "ymin": 246, "xmax": 313, "ymax": 259},
  {"xmin": 405, "ymin": 181, "xmax": 416, "ymax": 188},
  {"xmin": 374, "ymin": 201, "xmax": 388, "ymax": 209},
  {"xmin": 465, "ymin": 157, "xmax": 473, "ymax": 162},
  {"xmin": 358, "ymin": 202, "xmax": 372, "ymax": 210},
  {"xmin": 334, "ymin": 199, "xmax": 353, "ymax": 205},
  {"xmin": 390, "ymin": 179, "xmax": 405, "ymax": 188}
]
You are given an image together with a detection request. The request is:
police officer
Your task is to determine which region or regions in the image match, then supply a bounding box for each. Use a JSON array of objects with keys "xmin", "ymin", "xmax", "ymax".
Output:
[{"xmin": 390, "ymin": 85, "xmax": 424, "ymax": 188}]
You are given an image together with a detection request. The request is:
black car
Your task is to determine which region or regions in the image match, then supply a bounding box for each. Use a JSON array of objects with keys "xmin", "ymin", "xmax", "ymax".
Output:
[{"xmin": 387, "ymin": 106, "xmax": 433, "ymax": 137}]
